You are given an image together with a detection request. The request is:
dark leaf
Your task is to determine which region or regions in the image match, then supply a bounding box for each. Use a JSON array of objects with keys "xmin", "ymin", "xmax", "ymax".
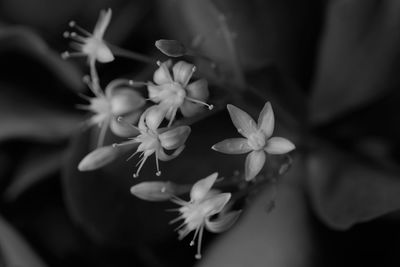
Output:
[
  {"xmin": 0, "ymin": 215, "xmax": 48, "ymax": 267},
  {"xmin": 310, "ymin": 0, "xmax": 400, "ymax": 124},
  {"xmin": 307, "ymin": 142, "xmax": 400, "ymax": 230}
]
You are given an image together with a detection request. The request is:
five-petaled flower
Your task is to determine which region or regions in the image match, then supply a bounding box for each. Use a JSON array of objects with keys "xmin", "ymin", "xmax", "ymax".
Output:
[
  {"xmin": 170, "ymin": 172, "xmax": 241, "ymax": 260},
  {"xmin": 147, "ymin": 60, "xmax": 213, "ymax": 126},
  {"xmin": 78, "ymin": 78, "xmax": 145, "ymax": 146},
  {"xmin": 114, "ymin": 106, "xmax": 191, "ymax": 177},
  {"xmin": 62, "ymin": 8, "xmax": 114, "ymax": 64},
  {"xmin": 212, "ymin": 102, "xmax": 295, "ymax": 181}
]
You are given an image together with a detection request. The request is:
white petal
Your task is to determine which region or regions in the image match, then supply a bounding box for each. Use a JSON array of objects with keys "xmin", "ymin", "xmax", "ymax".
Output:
[
  {"xmin": 145, "ymin": 106, "xmax": 166, "ymax": 131},
  {"xmin": 190, "ymin": 173, "xmax": 218, "ymax": 202},
  {"xmin": 110, "ymin": 89, "xmax": 144, "ymax": 116},
  {"xmin": 201, "ymin": 193, "xmax": 231, "ymax": 216},
  {"xmin": 186, "ymin": 79, "xmax": 209, "ymax": 101},
  {"xmin": 257, "ymin": 102, "xmax": 274, "ymax": 138},
  {"xmin": 110, "ymin": 115, "xmax": 140, "ymax": 137},
  {"xmin": 227, "ymin": 104, "xmax": 257, "ymax": 138},
  {"xmin": 153, "ymin": 60, "xmax": 173, "ymax": 85},
  {"xmin": 180, "ymin": 101, "xmax": 203, "ymax": 117},
  {"xmin": 265, "ymin": 137, "xmax": 295, "ymax": 155},
  {"xmin": 159, "ymin": 126, "xmax": 191, "ymax": 150},
  {"xmin": 157, "ymin": 145, "xmax": 185, "ymax": 161},
  {"xmin": 205, "ymin": 210, "xmax": 241, "ymax": 233},
  {"xmin": 211, "ymin": 138, "xmax": 252, "ymax": 154},
  {"xmin": 245, "ymin": 150, "xmax": 266, "ymax": 181},
  {"xmin": 172, "ymin": 61, "xmax": 195, "ymax": 86},
  {"xmin": 95, "ymin": 42, "xmax": 114, "ymax": 63},
  {"xmin": 93, "ymin": 8, "xmax": 112, "ymax": 38}
]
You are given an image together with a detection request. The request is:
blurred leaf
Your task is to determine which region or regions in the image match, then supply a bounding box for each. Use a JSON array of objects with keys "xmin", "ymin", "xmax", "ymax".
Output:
[
  {"xmin": 0, "ymin": 26, "xmax": 83, "ymax": 91},
  {"xmin": 197, "ymin": 160, "xmax": 313, "ymax": 267},
  {"xmin": 157, "ymin": 0, "xmax": 320, "ymax": 87},
  {"xmin": 310, "ymin": 0, "xmax": 400, "ymax": 124},
  {"xmin": 307, "ymin": 142, "xmax": 400, "ymax": 230},
  {"xmin": 0, "ymin": 84, "xmax": 81, "ymax": 142},
  {"xmin": 0, "ymin": 215, "xmax": 48, "ymax": 267},
  {"xmin": 4, "ymin": 146, "xmax": 64, "ymax": 201}
]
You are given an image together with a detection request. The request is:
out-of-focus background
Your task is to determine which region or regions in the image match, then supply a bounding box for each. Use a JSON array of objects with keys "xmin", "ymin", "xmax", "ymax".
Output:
[{"xmin": 2, "ymin": 0, "xmax": 400, "ymax": 266}]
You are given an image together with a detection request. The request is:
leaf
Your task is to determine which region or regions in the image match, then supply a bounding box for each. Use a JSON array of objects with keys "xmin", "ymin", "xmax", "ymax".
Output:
[
  {"xmin": 197, "ymin": 160, "xmax": 312, "ymax": 266},
  {"xmin": 0, "ymin": 84, "xmax": 81, "ymax": 142},
  {"xmin": 0, "ymin": 215, "xmax": 48, "ymax": 267},
  {"xmin": 0, "ymin": 26, "xmax": 83, "ymax": 92},
  {"xmin": 4, "ymin": 146, "xmax": 65, "ymax": 201},
  {"xmin": 307, "ymin": 142, "xmax": 400, "ymax": 230},
  {"xmin": 310, "ymin": 0, "xmax": 400, "ymax": 124},
  {"xmin": 157, "ymin": 0, "xmax": 320, "ymax": 87}
]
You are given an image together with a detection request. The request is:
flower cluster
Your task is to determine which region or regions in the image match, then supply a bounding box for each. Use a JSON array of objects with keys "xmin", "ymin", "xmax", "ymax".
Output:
[{"xmin": 63, "ymin": 8, "xmax": 295, "ymax": 260}]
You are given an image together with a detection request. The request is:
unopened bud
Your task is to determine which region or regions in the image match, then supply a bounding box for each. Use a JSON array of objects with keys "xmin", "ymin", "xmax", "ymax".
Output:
[
  {"xmin": 78, "ymin": 145, "xmax": 119, "ymax": 171},
  {"xmin": 130, "ymin": 181, "xmax": 175, "ymax": 201},
  {"xmin": 155, "ymin": 39, "xmax": 187, "ymax": 57}
]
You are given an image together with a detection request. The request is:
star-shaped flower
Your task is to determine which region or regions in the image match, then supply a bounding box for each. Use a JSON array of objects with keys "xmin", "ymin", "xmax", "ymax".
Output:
[
  {"xmin": 147, "ymin": 60, "xmax": 213, "ymax": 126},
  {"xmin": 212, "ymin": 102, "xmax": 295, "ymax": 181},
  {"xmin": 114, "ymin": 106, "xmax": 191, "ymax": 177},
  {"xmin": 62, "ymin": 8, "xmax": 114, "ymax": 64},
  {"xmin": 170, "ymin": 172, "xmax": 241, "ymax": 259},
  {"xmin": 78, "ymin": 78, "xmax": 145, "ymax": 146}
]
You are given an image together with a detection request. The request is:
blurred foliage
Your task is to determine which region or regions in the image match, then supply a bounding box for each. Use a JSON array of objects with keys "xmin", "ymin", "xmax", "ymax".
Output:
[{"xmin": 1, "ymin": 0, "xmax": 400, "ymax": 267}]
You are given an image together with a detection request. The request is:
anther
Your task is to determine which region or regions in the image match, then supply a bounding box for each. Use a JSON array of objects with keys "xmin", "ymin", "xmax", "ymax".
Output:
[
  {"xmin": 133, "ymin": 173, "xmax": 139, "ymax": 178},
  {"xmin": 156, "ymin": 60, "xmax": 161, "ymax": 66},
  {"xmin": 63, "ymin": 31, "xmax": 70, "ymax": 38},
  {"xmin": 128, "ymin": 80, "xmax": 134, "ymax": 85},
  {"xmin": 69, "ymin": 21, "xmax": 76, "ymax": 27},
  {"xmin": 61, "ymin": 52, "xmax": 69, "ymax": 59},
  {"xmin": 195, "ymin": 254, "xmax": 202, "ymax": 260},
  {"xmin": 192, "ymin": 66, "xmax": 197, "ymax": 73},
  {"xmin": 208, "ymin": 104, "xmax": 214, "ymax": 110},
  {"xmin": 70, "ymin": 32, "xmax": 77, "ymax": 37},
  {"xmin": 190, "ymin": 241, "xmax": 195, "ymax": 246},
  {"xmin": 112, "ymin": 143, "xmax": 119, "ymax": 148},
  {"xmin": 156, "ymin": 171, "xmax": 162, "ymax": 176}
]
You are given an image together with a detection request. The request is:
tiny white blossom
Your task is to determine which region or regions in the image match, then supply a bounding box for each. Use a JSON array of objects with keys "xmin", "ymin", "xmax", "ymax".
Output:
[
  {"xmin": 212, "ymin": 102, "xmax": 295, "ymax": 181},
  {"xmin": 170, "ymin": 173, "xmax": 241, "ymax": 259},
  {"xmin": 147, "ymin": 60, "xmax": 213, "ymax": 126},
  {"xmin": 78, "ymin": 78, "xmax": 145, "ymax": 146},
  {"xmin": 114, "ymin": 106, "xmax": 191, "ymax": 177},
  {"xmin": 62, "ymin": 9, "xmax": 114, "ymax": 64}
]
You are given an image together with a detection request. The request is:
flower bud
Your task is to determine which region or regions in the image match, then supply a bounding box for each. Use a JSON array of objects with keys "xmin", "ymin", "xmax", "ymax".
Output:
[
  {"xmin": 155, "ymin": 39, "xmax": 187, "ymax": 57},
  {"xmin": 78, "ymin": 145, "xmax": 119, "ymax": 171},
  {"xmin": 130, "ymin": 181, "xmax": 175, "ymax": 201}
]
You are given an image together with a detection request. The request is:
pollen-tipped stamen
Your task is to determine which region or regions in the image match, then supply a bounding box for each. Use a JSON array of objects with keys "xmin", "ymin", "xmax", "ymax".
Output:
[
  {"xmin": 155, "ymin": 152, "xmax": 162, "ymax": 176},
  {"xmin": 195, "ymin": 226, "xmax": 204, "ymax": 259},
  {"xmin": 133, "ymin": 154, "xmax": 148, "ymax": 178},
  {"xmin": 185, "ymin": 96, "xmax": 214, "ymax": 110},
  {"xmin": 68, "ymin": 21, "xmax": 92, "ymax": 37}
]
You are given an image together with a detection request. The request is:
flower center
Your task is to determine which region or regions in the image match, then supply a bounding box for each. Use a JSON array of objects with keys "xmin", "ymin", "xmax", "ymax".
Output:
[{"xmin": 247, "ymin": 131, "xmax": 266, "ymax": 150}]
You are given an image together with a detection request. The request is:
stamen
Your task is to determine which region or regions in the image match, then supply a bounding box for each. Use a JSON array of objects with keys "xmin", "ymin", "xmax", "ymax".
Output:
[
  {"xmin": 116, "ymin": 116, "xmax": 141, "ymax": 132},
  {"xmin": 61, "ymin": 51, "xmax": 69, "ymax": 59},
  {"xmin": 63, "ymin": 31, "xmax": 70, "ymax": 38},
  {"xmin": 156, "ymin": 60, "xmax": 162, "ymax": 66},
  {"xmin": 61, "ymin": 51, "xmax": 86, "ymax": 59},
  {"xmin": 195, "ymin": 226, "xmax": 204, "ymax": 260},
  {"xmin": 155, "ymin": 154, "xmax": 162, "ymax": 176},
  {"xmin": 185, "ymin": 96, "xmax": 214, "ymax": 110},
  {"xmin": 133, "ymin": 155, "xmax": 148, "ymax": 178},
  {"xmin": 69, "ymin": 21, "xmax": 91, "ymax": 36}
]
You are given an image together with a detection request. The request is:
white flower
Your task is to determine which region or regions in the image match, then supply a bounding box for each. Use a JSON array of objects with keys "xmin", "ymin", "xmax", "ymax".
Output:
[
  {"xmin": 114, "ymin": 106, "xmax": 191, "ymax": 177},
  {"xmin": 62, "ymin": 9, "xmax": 114, "ymax": 64},
  {"xmin": 212, "ymin": 102, "xmax": 295, "ymax": 181},
  {"xmin": 147, "ymin": 60, "xmax": 213, "ymax": 126},
  {"xmin": 78, "ymin": 78, "xmax": 145, "ymax": 146},
  {"xmin": 170, "ymin": 173, "xmax": 241, "ymax": 259}
]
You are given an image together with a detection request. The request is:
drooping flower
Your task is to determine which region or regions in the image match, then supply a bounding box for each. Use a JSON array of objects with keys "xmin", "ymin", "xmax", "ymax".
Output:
[
  {"xmin": 147, "ymin": 60, "xmax": 213, "ymax": 126},
  {"xmin": 78, "ymin": 78, "xmax": 145, "ymax": 146},
  {"xmin": 113, "ymin": 106, "xmax": 191, "ymax": 177},
  {"xmin": 212, "ymin": 102, "xmax": 295, "ymax": 181},
  {"xmin": 170, "ymin": 172, "xmax": 241, "ymax": 259},
  {"xmin": 61, "ymin": 8, "xmax": 114, "ymax": 64}
]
